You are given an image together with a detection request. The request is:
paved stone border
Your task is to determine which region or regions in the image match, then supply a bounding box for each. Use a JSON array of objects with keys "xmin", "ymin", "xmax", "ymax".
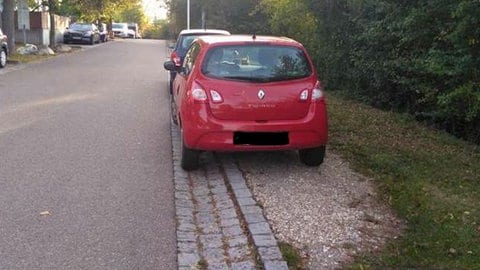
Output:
[{"xmin": 171, "ymin": 125, "xmax": 288, "ymax": 270}]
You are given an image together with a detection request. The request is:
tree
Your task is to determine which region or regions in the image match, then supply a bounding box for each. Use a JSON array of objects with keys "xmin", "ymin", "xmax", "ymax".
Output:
[
  {"xmin": 2, "ymin": 0, "xmax": 15, "ymax": 53},
  {"xmin": 142, "ymin": 18, "xmax": 169, "ymax": 39},
  {"xmin": 260, "ymin": 0, "xmax": 317, "ymax": 49},
  {"xmin": 114, "ymin": 2, "xmax": 148, "ymax": 30},
  {"xmin": 56, "ymin": 0, "xmax": 141, "ymax": 23},
  {"xmin": 48, "ymin": 0, "xmax": 58, "ymax": 46},
  {"xmin": 165, "ymin": 0, "xmax": 268, "ymax": 35}
]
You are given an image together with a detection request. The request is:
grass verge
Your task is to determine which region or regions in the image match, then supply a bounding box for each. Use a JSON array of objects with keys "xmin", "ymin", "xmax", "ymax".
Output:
[
  {"xmin": 278, "ymin": 241, "xmax": 307, "ymax": 269},
  {"xmin": 327, "ymin": 92, "xmax": 480, "ymax": 269},
  {"xmin": 8, "ymin": 53, "xmax": 54, "ymax": 64}
]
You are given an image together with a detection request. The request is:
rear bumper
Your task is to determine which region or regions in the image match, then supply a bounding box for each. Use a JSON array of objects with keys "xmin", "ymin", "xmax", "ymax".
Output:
[{"xmin": 181, "ymin": 102, "xmax": 328, "ymax": 151}]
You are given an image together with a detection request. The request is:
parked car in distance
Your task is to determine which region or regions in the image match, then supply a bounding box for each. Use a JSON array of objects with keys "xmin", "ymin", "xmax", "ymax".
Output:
[
  {"xmin": 168, "ymin": 29, "xmax": 230, "ymax": 94},
  {"xmin": 63, "ymin": 23, "xmax": 100, "ymax": 45},
  {"xmin": 0, "ymin": 27, "xmax": 8, "ymax": 68},
  {"xmin": 112, "ymin": 23, "xmax": 129, "ymax": 38},
  {"xmin": 98, "ymin": 23, "xmax": 108, "ymax": 42},
  {"xmin": 164, "ymin": 35, "xmax": 328, "ymax": 171},
  {"xmin": 127, "ymin": 29, "xmax": 136, "ymax": 39},
  {"xmin": 127, "ymin": 23, "xmax": 139, "ymax": 39}
]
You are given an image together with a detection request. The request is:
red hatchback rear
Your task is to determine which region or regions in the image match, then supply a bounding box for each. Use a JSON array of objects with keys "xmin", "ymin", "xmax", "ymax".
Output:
[{"xmin": 164, "ymin": 35, "xmax": 328, "ymax": 170}]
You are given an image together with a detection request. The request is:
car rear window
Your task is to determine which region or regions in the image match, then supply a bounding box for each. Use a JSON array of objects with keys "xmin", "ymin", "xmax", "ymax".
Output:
[{"xmin": 201, "ymin": 45, "xmax": 312, "ymax": 83}]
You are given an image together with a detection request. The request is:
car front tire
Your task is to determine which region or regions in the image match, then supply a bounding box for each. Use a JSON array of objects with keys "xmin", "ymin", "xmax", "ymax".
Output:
[
  {"xmin": 299, "ymin": 145, "xmax": 326, "ymax": 166},
  {"xmin": 180, "ymin": 129, "xmax": 199, "ymax": 171}
]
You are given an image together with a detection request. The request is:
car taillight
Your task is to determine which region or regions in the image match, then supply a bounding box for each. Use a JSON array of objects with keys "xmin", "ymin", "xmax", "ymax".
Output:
[
  {"xmin": 192, "ymin": 88, "xmax": 207, "ymax": 102},
  {"xmin": 171, "ymin": 51, "xmax": 181, "ymax": 67},
  {"xmin": 312, "ymin": 81, "xmax": 325, "ymax": 101},
  {"xmin": 299, "ymin": 89, "xmax": 309, "ymax": 101},
  {"xmin": 210, "ymin": 90, "xmax": 223, "ymax": 103}
]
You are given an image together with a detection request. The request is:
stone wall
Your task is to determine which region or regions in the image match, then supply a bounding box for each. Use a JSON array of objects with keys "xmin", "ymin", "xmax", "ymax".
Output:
[{"xmin": 14, "ymin": 12, "xmax": 70, "ymax": 45}]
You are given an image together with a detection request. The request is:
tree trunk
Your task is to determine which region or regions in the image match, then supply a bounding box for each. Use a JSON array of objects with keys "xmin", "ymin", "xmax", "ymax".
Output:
[
  {"xmin": 2, "ymin": 0, "xmax": 15, "ymax": 53},
  {"xmin": 48, "ymin": 0, "xmax": 56, "ymax": 46},
  {"xmin": 49, "ymin": 12, "xmax": 55, "ymax": 46}
]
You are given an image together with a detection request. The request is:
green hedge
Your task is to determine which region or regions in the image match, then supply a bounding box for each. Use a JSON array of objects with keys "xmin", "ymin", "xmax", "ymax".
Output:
[{"xmin": 303, "ymin": 0, "xmax": 480, "ymax": 143}]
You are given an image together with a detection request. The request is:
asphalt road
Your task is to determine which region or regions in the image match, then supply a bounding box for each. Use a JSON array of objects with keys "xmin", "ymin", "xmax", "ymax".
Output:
[{"xmin": 0, "ymin": 39, "xmax": 176, "ymax": 269}]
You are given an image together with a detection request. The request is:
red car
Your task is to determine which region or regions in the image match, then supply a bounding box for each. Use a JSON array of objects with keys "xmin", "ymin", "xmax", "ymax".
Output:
[{"xmin": 164, "ymin": 35, "xmax": 328, "ymax": 170}]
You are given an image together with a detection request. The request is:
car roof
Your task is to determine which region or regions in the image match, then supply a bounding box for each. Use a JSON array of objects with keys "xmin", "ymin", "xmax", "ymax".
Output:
[
  {"xmin": 178, "ymin": 29, "xmax": 230, "ymax": 36},
  {"xmin": 196, "ymin": 35, "xmax": 304, "ymax": 48}
]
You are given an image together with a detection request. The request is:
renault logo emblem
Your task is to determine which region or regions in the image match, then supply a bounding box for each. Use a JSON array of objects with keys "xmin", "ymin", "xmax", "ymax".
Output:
[{"xmin": 258, "ymin": 90, "xmax": 265, "ymax": 100}]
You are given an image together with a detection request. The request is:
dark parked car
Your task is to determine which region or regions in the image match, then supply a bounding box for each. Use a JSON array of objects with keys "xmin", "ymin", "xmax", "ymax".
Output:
[
  {"xmin": 164, "ymin": 35, "xmax": 328, "ymax": 171},
  {"xmin": 64, "ymin": 23, "xmax": 100, "ymax": 45},
  {"xmin": 168, "ymin": 29, "xmax": 230, "ymax": 93},
  {"xmin": 0, "ymin": 27, "xmax": 8, "ymax": 68}
]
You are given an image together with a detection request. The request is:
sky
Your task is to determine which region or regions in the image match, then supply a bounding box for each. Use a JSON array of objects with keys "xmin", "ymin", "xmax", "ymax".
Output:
[{"xmin": 142, "ymin": 0, "xmax": 167, "ymax": 21}]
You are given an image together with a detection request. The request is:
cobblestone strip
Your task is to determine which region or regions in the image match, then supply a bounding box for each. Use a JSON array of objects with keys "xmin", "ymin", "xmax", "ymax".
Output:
[
  {"xmin": 218, "ymin": 154, "xmax": 289, "ymax": 270},
  {"xmin": 172, "ymin": 126, "xmax": 257, "ymax": 270}
]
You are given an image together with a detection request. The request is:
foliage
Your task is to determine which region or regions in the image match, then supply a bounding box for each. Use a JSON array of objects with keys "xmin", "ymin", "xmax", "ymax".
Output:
[
  {"xmin": 164, "ymin": 0, "xmax": 268, "ymax": 38},
  {"xmin": 307, "ymin": 0, "xmax": 480, "ymax": 143},
  {"xmin": 142, "ymin": 19, "xmax": 170, "ymax": 39},
  {"xmin": 55, "ymin": 0, "xmax": 144, "ymax": 27},
  {"xmin": 113, "ymin": 2, "xmax": 148, "ymax": 30},
  {"xmin": 259, "ymin": 0, "xmax": 317, "ymax": 49}
]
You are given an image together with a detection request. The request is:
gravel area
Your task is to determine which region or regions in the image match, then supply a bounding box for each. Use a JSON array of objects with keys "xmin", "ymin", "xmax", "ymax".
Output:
[{"xmin": 234, "ymin": 150, "xmax": 404, "ymax": 269}]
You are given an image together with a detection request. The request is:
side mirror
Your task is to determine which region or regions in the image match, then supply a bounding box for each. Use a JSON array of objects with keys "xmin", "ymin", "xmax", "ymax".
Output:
[
  {"xmin": 168, "ymin": 42, "xmax": 175, "ymax": 49},
  {"xmin": 164, "ymin": 60, "xmax": 177, "ymax": 71}
]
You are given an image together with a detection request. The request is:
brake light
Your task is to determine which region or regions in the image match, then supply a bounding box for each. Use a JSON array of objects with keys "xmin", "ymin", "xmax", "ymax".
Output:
[
  {"xmin": 192, "ymin": 88, "xmax": 207, "ymax": 101},
  {"xmin": 171, "ymin": 51, "xmax": 181, "ymax": 66},
  {"xmin": 312, "ymin": 81, "xmax": 325, "ymax": 101}
]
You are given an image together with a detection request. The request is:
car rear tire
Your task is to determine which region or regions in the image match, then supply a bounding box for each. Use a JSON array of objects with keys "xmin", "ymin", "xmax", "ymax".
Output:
[
  {"xmin": 180, "ymin": 129, "xmax": 199, "ymax": 171},
  {"xmin": 299, "ymin": 146, "xmax": 326, "ymax": 166},
  {"xmin": 0, "ymin": 49, "xmax": 6, "ymax": 68}
]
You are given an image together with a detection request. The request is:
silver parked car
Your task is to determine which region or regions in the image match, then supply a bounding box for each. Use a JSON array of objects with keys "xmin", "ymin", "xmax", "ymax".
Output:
[{"xmin": 112, "ymin": 23, "xmax": 129, "ymax": 38}]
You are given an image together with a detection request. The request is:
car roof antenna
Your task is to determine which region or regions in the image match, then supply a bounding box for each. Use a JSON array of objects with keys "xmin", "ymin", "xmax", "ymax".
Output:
[{"xmin": 252, "ymin": 33, "xmax": 256, "ymax": 40}]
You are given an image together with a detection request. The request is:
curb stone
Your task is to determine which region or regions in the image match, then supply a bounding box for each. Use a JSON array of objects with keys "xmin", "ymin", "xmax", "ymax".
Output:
[{"xmin": 171, "ymin": 125, "xmax": 288, "ymax": 270}]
